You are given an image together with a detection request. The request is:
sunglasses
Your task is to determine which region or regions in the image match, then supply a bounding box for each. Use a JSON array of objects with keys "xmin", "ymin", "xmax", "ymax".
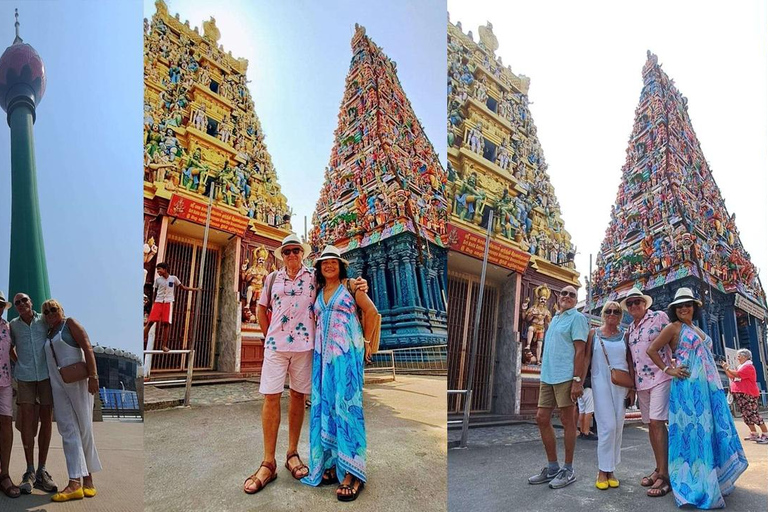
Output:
[
  {"xmin": 43, "ymin": 307, "xmax": 59, "ymax": 315},
  {"xmin": 674, "ymin": 301, "xmax": 694, "ymax": 309},
  {"xmin": 604, "ymin": 309, "xmax": 622, "ymax": 316},
  {"xmin": 14, "ymin": 297, "xmax": 30, "ymax": 306},
  {"xmin": 560, "ymin": 290, "xmax": 577, "ymax": 299},
  {"xmin": 282, "ymin": 248, "xmax": 302, "ymax": 256},
  {"xmin": 626, "ymin": 299, "xmax": 644, "ymax": 307}
]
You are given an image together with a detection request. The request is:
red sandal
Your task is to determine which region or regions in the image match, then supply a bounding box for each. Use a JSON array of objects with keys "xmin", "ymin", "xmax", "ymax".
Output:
[
  {"xmin": 285, "ymin": 451, "xmax": 309, "ymax": 480},
  {"xmin": 243, "ymin": 460, "xmax": 277, "ymax": 494}
]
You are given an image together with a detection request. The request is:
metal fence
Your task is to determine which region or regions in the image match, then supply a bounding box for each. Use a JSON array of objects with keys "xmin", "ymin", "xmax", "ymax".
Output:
[
  {"xmin": 365, "ymin": 344, "xmax": 447, "ymax": 378},
  {"xmin": 99, "ymin": 389, "xmax": 141, "ymax": 418}
]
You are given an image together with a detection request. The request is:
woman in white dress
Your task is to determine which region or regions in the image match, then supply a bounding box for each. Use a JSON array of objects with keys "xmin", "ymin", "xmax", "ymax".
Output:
[
  {"xmin": 42, "ymin": 299, "xmax": 102, "ymax": 502},
  {"xmin": 583, "ymin": 301, "xmax": 632, "ymax": 490}
]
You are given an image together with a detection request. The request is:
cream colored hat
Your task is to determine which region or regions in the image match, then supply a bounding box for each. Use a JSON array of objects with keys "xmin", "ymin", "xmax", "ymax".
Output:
[
  {"xmin": 0, "ymin": 291, "xmax": 10, "ymax": 311},
  {"xmin": 274, "ymin": 234, "xmax": 311, "ymax": 262},
  {"xmin": 620, "ymin": 287, "xmax": 653, "ymax": 311},
  {"xmin": 668, "ymin": 287, "xmax": 702, "ymax": 307},
  {"xmin": 314, "ymin": 245, "xmax": 349, "ymax": 265}
]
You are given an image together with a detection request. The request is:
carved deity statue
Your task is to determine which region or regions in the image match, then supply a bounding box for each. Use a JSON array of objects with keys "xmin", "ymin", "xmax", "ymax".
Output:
[
  {"xmin": 522, "ymin": 285, "xmax": 552, "ymax": 365},
  {"xmin": 241, "ymin": 245, "xmax": 271, "ymax": 322}
]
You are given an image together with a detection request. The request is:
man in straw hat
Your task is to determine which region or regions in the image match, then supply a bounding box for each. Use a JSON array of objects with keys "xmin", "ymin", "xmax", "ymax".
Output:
[
  {"xmin": 0, "ymin": 292, "xmax": 20, "ymax": 497},
  {"xmin": 243, "ymin": 234, "xmax": 367, "ymax": 494},
  {"xmin": 620, "ymin": 287, "xmax": 673, "ymax": 497},
  {"xmin": 528, "ymin": 285, "xmax": 589, "ymax": 489}
]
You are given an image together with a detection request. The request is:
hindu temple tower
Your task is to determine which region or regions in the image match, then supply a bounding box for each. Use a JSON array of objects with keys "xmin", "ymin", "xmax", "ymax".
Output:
[
  {"xmin": 310, "ymin": 24, "xmax": 449, "ymax": 349},
  {"xmin": 0, "ymin": 10, "xmax": 49, "ymax": 319},
  {"xmin": 589, "ymin": 51, "xmax": 768, "ymax": 390}
]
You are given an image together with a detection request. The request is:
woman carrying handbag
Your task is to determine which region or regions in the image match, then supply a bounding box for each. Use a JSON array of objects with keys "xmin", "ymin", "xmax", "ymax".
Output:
[{"xmin": 42, "ymin": 299, "xmax": 102, "ymax": 502}]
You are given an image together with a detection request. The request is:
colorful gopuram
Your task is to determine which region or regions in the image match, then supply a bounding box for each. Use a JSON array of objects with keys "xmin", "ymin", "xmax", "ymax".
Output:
[
  {"xmin": 309, "ymin": 24, "xmax": 448, "ymax": 348},
  {"xmin": 446, "ymin": 18, "xmax": 580, "ymax": 417},
  {"xmin": 143, "ymin": 1, "xmax": 291, "ymax": 374},
  {"xmin": 589, "ymin": 51, "xmax": 768, "ymax": 390}
]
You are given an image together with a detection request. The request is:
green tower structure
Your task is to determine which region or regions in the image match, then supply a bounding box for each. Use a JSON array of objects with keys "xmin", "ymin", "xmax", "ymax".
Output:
[{"xmin": 0, "ymin": 11, "xmax": 49, "ymax": 320}]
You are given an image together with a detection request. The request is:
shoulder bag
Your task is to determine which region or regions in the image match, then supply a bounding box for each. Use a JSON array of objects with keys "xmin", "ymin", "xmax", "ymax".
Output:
[
  {"xmin": 598, "ymin": 332, "xmax": 634, "ymax": 389},
  {"xmin": 48, "ymin": 319, "xmax": 89, "ymax": 384}
]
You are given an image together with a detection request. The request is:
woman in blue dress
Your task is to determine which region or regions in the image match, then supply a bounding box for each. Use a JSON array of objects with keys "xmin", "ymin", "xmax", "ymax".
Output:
[
  {"xmin": 647, "ymin": 287, "xmax": 748, "ymax": 509},
  {"xmin": 302, "ymin": 246, "xmax": 377, "ymax": 502}
]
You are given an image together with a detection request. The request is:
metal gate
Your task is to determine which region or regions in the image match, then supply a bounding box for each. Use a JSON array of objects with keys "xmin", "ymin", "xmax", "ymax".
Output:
[
  {"xmin": 151, "ymin": 234, "xmax": 221, "ymax": 371},
  {"xmin": 447, "ymin": 271, "xmax": 499, "ymax": 414}
]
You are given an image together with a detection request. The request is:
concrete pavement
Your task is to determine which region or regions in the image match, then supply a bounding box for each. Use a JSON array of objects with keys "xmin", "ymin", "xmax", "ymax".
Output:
[
  {"xmin": 448, "ymin": 420, "xmax": 768, "ymax": 511},
  {"xmin": 1, "ymin": 419, "xmax": 143, "ymax": 512},
  {"xmin": 144, "ymin": 375, "xmax": 447, "ymax": 512}
]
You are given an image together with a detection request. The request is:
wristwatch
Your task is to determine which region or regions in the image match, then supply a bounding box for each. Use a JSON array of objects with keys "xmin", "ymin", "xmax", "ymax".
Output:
[{"xmin": 572, "ymin": 376, "xmax": 582, "ymax": 383}]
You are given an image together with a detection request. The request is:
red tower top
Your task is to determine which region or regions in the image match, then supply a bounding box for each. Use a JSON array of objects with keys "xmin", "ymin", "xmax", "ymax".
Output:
[{"xmin": 0, "ymin": 9, "xmax": 46, "ymax": 113}]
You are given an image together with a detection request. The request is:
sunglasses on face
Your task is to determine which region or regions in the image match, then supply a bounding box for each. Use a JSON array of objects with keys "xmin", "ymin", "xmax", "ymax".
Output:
[
  {"xmin": 626, "ymin": 299, "xmax": 644, "ymax": 307},
  {"xmin": 604, "ymin": 309, "xmax": 622, "ymax": 316},
  {"xmin": 282, "ymin": 248, "xmax": 302, "ymax": 256},
  {"xmin": 674, "ymin": 302, "xmax": 694, "ymax": 309},
  {"xmin": 560, "ymin": 290, "xmax": 577, "ymax": 299},
  {"xmin": 14, "ymin": 297, "xmax": 30, "ymax": 306},
  {"xmin": 43, "ymin": 307, "xmax": 59, "ymax": 315}
]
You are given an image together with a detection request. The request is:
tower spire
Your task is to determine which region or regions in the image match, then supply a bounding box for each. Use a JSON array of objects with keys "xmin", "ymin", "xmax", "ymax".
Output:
[{"xmin": 13, "ymin": 8, "xmax": 22, "ymax": 44}]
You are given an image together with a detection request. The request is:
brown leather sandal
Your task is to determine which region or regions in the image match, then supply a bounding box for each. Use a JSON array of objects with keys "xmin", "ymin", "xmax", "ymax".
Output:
[
  {"xmin": 640, "ymin": 468, "xmax": 658, "ymax": 487},
  {"xmin": 0, "ymin": 474, "xmax": 20, "ymax": 498},
  {"xmin": 285, "ymin": 451, "xmax": 309, "ymax": 480},
  {"xmin": 647, "ymin": 475, "xmax": 671, "ymax": 497},
  {"xmin": 243, "ymin": 460, "xmax": 277, "ymax": 494}
]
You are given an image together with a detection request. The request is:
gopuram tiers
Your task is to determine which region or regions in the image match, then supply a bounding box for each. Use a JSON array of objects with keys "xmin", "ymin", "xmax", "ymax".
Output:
[
  {"xmin": 589, "ymin": 52, "xmax": 767, "ymax": 387},
  {"xmin": 309, "ymin": 24, "xmax": 448, "ymax": 349},
  {"xmin": 143, "ymin": 0, "xmax": 292, "ymax": 374},
  {"xmin": 446, "ymin": 19, "xmax": 579, "ymax": 417}
]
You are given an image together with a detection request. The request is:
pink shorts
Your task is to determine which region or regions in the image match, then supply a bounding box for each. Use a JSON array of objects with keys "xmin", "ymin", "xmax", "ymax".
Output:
[
  {"xmin": 637, "ymin": 379, "xmax": 671, "ymax": 423},
  {"xmin": 0, "ymin": 386, "xmax": 12, "ymax": 417},
  {"xmin": 259, "ymin": 350, "xmax": 313, "ymax": 395}
]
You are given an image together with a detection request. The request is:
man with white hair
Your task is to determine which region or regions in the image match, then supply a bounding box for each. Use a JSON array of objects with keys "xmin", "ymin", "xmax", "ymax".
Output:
[{"xmin": 621, "ymin": 287, "xmax": 672, "ymax": 497}]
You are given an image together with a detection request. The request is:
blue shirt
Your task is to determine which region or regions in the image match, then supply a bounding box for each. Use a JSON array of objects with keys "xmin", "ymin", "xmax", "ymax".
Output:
[
  {"xmin": 540, "ymin": 307, "xmax": 589, "ymax": 385},
  {"xmin": 9, "ymin": 312, "xmax": 49, "ymax": 382}
]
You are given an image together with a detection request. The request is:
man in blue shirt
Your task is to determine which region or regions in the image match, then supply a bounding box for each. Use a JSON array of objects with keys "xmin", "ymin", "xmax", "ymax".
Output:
[
  {"xmin": 9, "ymin": 293, "xmax": 57, "ymax": 494},
  {"xmin": 528, "ymin": 285, "xmax": 589, "ymax": 489}
]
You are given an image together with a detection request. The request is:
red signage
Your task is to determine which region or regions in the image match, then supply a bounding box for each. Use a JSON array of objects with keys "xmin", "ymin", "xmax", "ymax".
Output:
[
  {"xmin": 168, "ymin": 194, "xmax": 250, "ymax": 236},
  {"xmin": 448, "ymin": 223, "xmax": 531, "ymax": 274}
]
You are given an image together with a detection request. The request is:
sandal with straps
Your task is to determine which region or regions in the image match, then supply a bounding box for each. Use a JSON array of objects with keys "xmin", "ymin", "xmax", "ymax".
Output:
[
  {"xmin": 647, "ymin": 475, "xmax": 671, "ymax": 497},
  {"xmin": 243, "ymin": 460, "xmax": 277, "ymax": 494},
  {"xmin": 0, "ymin": 474, "xmax": 20, "ymax": 499},
  {"xmin": 321, "ymin": 467, "xmax": 338, "ymax": 486},
  {"xmin": 285, "ymin": 451, "xmax": 309, "ymax": 480},
  {"xmin": 640, "ymin": 468, "xmax": 658, "ymax": 487},
  {"xmin": 337, "ymin": 476, "xmax": 365, "ymax": 502}
]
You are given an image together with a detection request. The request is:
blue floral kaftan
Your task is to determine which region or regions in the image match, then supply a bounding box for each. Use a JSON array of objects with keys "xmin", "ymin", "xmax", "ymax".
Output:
[
  {"xmin": 302, "ymin": 283, "xmax": 367, "ymax": 486},
  {"xmin": 668, "ymin": 323, "xmax": 748, "ymax": 509}
]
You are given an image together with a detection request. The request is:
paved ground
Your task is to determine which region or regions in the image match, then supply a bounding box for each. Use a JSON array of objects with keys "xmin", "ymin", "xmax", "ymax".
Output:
[
  {"xmin": 145, "ymin": 375, "xmax": 446, "ymax": 512},
  {"xmin": 449, "ymin": 419, "xmax": 768, "ymax": 511},
  {"xmin": 1, "ymin": 419, "xmax": 143, "ymax": 512}
]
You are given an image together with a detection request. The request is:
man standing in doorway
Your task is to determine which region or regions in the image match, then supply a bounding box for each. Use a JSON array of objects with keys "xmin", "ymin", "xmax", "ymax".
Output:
[
  {"xmin": 243, "ymin": 234, "xmax": 367, "ymax": 494},
  {"xmin": 144, "ymin": 262, "xmax": 200, "ymax": 352},
  {"xmin": 9, "ymin": 293, "xmax": 57, "ymax": 494},
  {"xmin": 528, "ymin": 285, "xmax": 589, "ymax": 489},
  {"xmin": 621, "ymin": 287, "xmax": 672, "ymax": 498}
]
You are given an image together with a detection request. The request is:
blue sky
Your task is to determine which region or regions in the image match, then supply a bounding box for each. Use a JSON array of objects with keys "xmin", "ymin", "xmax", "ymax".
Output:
[
  {"xmin": 145, "ymin": 0, "xmax": 447, "ymax": 240},
  {"xmin": 0, "ymin": 2, "xmax": 143, "ymax": 352}
]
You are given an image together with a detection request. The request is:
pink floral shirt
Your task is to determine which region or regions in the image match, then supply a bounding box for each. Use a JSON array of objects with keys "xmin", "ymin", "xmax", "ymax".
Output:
[
  {"xmin": 627, "ymin": 310, "xmax": 672, "ymax": 391},
  {"xmin": 258, "ymin": 266, "xmax": 316, "ymax": 352},
  {"xmin": 0, "ymin": 319, "xmax": 11, "ymax": 387}
]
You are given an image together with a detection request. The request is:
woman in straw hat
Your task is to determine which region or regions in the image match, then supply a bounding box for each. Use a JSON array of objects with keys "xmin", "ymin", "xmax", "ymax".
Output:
[
  {"xmin": 647, "ymin": 287, "xmax": 748, "ymax": 509},
  {"xmin": 0, "ymin": 292, "xmax": 20, "ymax": 498},
  {"xmin": 301, "ymin": 246, "xmax": 378, "ymax": 502}
]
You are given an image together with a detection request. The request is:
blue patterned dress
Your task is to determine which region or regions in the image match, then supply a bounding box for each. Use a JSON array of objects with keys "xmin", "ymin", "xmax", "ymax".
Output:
[
  {"xmin": 302, "ymin": 283, "xmax": 367, "ymax": 486},
  {"xmin": 668, "ymin": 323, "xmax": 748, "ymax": 509}
]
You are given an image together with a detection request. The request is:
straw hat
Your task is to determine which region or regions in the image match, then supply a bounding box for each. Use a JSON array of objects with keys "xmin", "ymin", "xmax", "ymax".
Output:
[
  {"xmin": 274, "ymin": 234, "xmax": 311, "ymax": 262},
  {"xmin": 620, "ymin": 287, "xmax": 653, "ymax": 311},
  {"xmin": 314, "ymin": 245, "xmax": 349, "ymax": 266},
  {"xmin": 668, "ymin": 287, "xmax": 702, "ymax": 307},
  {"xmin": 0, "ymin": 291, "xmax": 10, "ymax": 311}
]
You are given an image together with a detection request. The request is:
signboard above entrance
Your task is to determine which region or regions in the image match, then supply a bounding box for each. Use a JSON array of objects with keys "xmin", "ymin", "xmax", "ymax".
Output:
[
  {"xmin": 168, "ymin": 194, "xmax": 250, "ymax": 237},
  {"xmin": 447, "ymin": 223, "xmax": 531, "ymax": 274}
]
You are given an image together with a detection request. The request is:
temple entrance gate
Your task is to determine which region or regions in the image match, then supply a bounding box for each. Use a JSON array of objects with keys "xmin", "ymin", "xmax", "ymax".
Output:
[
  {"xmin": 447, "ymin": 271, "xmax": 499, "ymax": 414},
  {"xmin": 151, "ymin": 234, "xmax": 221, "ymax": 372}
]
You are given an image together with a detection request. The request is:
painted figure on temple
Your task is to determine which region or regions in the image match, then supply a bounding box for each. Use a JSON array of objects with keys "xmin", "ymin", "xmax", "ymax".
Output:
[
  {"xmin": 522, "ymin": 285, "xmax": 552, "ymax": 365},
  {"xmin": 182, "ymin": 147, "xmax": 207, "ymax": 191},
  {"xmin": 241, "ymin": 245, "xmax": 271, "ymax": 323},
  {"xmin": 455, "ymin": 172, "xmax": 485, "ymax": 222}
]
